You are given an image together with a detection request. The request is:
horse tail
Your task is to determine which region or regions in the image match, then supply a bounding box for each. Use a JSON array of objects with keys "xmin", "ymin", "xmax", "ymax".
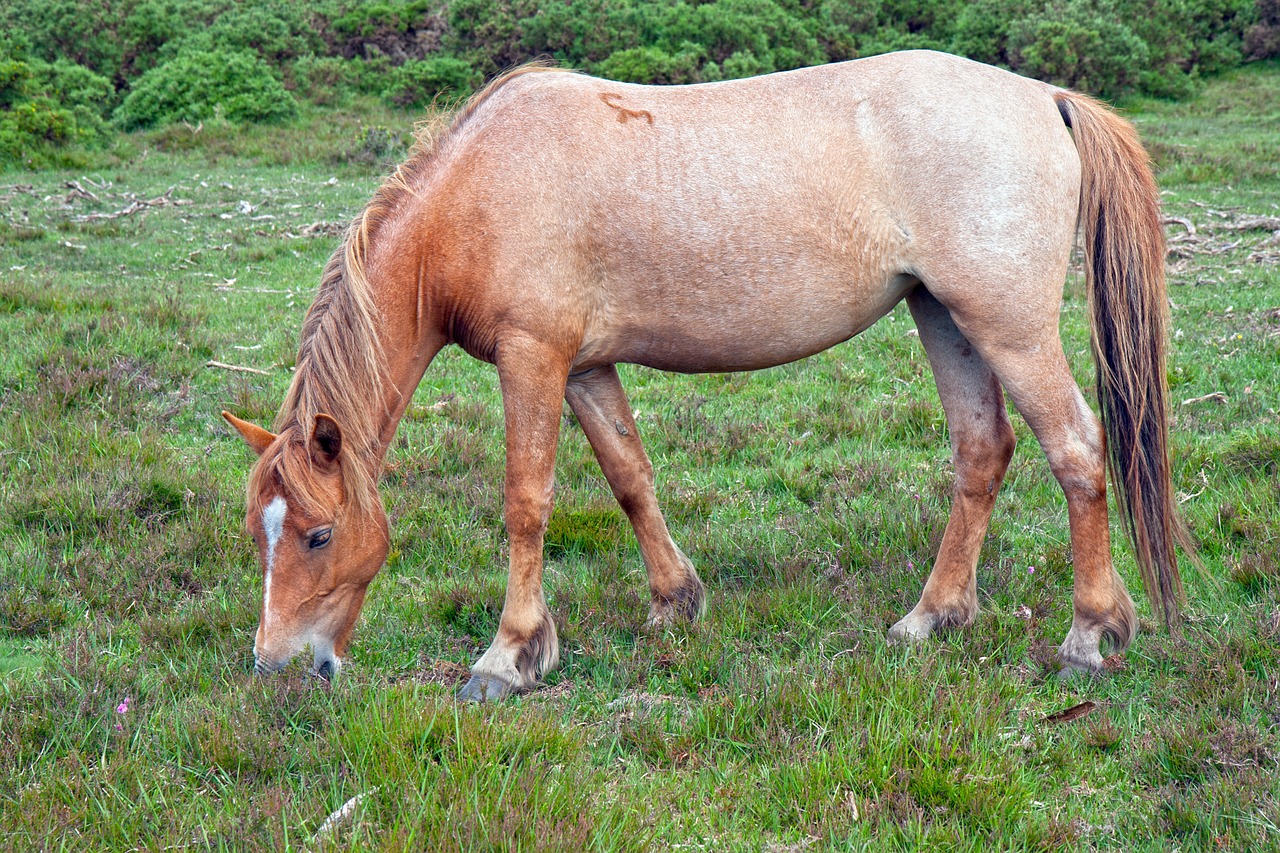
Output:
[{"xmin": 1052, "ymin": 90, "xmax": 1193, "ymax": 629}]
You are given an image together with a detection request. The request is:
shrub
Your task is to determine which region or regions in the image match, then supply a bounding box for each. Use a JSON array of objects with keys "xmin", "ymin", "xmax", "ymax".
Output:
[
  {"xmin": 1, "ymin": 35, "xmax": 112, "ymax": 167},
  {"xmin": 950, "ymin": 0, "xmax": 1039, "ymax": 66},
  {"xmin": 1, "ymin": 0, "xmax": 132, "ymax": 83},
  {"xmin": 1247, "ymin": 0, "xmax": 1280, "ymax": 58},
  {"xmin": 595, "ymin": 46, "xmax": 704, "ymax": 84},
  {"xmin": 811, "ymin": 0, "xmax": 886, "ymax": 61},
  {"xmin": 666, "ymin": 0, "xmax": 826, "ymax": 74},
  {"xmin": 1007, "ymin": 1, "xmax": 1150, "ymax": 96},
  {"xmin": 113, "ymin": 48, "xmax": 297, "ymax": 130},
  {"xmin": 291, "ymin": 54, "xmax": 365, "ymax": 105},
  {"xmin": 386, "ymin": 56, "xmax": 479, "ymax": 106},
  {"xmin": 159, "ymin": 2, "xmax": 328, "ymax": 67},
  {"xmin": 447, "ymin": 0, "xmax": 542, "ymax": 74}
]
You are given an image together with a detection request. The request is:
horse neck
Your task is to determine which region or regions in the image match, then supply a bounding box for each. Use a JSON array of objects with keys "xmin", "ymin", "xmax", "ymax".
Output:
[{"xmin": 365, "ymin": 242, "xmax": 447, "ymax": 456}]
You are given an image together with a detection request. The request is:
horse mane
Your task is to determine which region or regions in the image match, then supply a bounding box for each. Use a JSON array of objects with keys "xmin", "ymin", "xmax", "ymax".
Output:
[{"xmin": 249, "ymin": 63, "xmax": 573, "ymax": 519}]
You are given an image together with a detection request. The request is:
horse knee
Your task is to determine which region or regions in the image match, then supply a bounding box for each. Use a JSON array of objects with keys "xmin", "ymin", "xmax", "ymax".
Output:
[{"xmin": 505, "ymin": 489, "xmax": 554, "ymax": 541}]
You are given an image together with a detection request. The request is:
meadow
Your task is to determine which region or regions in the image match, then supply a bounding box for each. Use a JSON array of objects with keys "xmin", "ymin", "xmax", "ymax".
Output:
[{"xmin": 1, "ymin": 61, "xmax": 1278, "ymax": 850}]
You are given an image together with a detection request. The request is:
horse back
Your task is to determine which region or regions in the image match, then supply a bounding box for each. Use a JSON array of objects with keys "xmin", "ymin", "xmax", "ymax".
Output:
[{"xmin": 406, "ymin": 52, "xmax": 1080, "ymax": 372}]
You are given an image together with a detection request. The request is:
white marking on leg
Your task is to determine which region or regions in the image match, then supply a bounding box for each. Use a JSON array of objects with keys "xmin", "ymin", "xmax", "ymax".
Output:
[{"xmin": 262, "ymin": 496, "xmax": 287, "ymax": 624}]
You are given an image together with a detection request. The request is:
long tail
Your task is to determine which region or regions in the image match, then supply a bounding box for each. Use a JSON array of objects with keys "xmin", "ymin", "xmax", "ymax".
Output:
[{"xmin": 1053, "ymin": 90, "xmax": 1193, "ymax": 629}]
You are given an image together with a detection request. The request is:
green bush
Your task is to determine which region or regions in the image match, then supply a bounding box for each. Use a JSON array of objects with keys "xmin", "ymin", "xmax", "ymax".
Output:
[
  {"xmin": 387, "ymin": 56, "xmax": 479, "ymax": 106},
  {"xmin": 950, "ymin": 0, "xmax": 1039, "ymax": 66},
  {"xmin": 333, "ymin": 0, "xmax": 437, "ymax": 38},
  {"xmin": 1007, "ymin": 1, "xmax": 1149, "ymax": 96},
  {"xmin": 113, "ymin": 48, "xmax": 297, "ymax": 130},
  {"xmin": 596, "ymin": 46, "xmax": 704, "ymax": 84},
  {"xmin": 1, "ymin": 35, "xmax": 112, "ymax": 167},
  {"xmin": 160, "ymin": 2, "xmax": 327, "ymax": 66},
  {"xmin": 447, "ymin": 0, "xmax": 542, "ymax": 74}
]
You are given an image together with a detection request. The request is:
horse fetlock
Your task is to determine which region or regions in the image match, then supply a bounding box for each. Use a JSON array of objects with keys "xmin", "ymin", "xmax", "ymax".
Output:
[
  {"xmin": 1064, "ymin": 585, "xmax": 1137, "ymax": 669},
  {"xmin": 457, "ymin": 671, "xmax": 516, "ymax": 702},
  {"xmin": 647, "ymin": 561, "xmax": 706, "ymax": 627}
]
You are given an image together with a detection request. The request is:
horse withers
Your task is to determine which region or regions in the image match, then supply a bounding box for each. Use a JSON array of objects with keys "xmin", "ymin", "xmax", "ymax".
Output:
[{"xmin": 223, "ymin": 50, "xmax": 1191, "ymax": 700}]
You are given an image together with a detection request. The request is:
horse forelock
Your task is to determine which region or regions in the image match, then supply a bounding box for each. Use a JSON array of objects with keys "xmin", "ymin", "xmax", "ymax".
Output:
[{"xmin": 245, "ymin": 434, "xmax": 324, "ymax": 519}]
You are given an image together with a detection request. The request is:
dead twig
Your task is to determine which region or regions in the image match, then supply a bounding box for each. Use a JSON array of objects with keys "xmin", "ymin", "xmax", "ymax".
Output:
[
  {"xmin": 1219, "ymin": 216, "xmax": 1280, "ymax": 233},
  {"xmin": 64, "ymin": 180, "xmax": 99, "ymax": 203},
  {"xmin": 296, "ymin": 221, "xmax": 345, "ymax": 238},
  {"xmin": 1043, "ymin": 701, "xmax": 1097, "ymax": 726},
  {"xmin": 206, "ymin": 360, "xmax": 271, "ymax": 376},
  {"xmin": 310, "ymin": 789, "xmax": 378, "ymax": 848},
  {"xmin": 71, "ymin": 187, "xmax": 187, "ymax": 223},
  {"xmin": 1162, "ymin": 215, "xmax": 1196, "ymax": 237},
  {"xmin": 1181, "ymin": 391, "xmax": 1228, "ymax": 406}
]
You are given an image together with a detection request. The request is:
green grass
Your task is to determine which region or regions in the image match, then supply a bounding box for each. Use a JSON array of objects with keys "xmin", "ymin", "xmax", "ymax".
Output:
[{"xmin": 2, "ymin": 63, "xmax": 1279, "ymax": 850}]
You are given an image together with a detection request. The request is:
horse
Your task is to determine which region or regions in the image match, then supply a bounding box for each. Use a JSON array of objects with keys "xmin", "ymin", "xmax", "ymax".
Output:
[{"xmin": 222, "ymin": 49, "xmax": 1192, "ymax": 701}]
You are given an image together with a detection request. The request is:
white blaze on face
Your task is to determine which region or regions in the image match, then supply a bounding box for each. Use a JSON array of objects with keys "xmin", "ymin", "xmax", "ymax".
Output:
[{"xmin": 261, "ymin": 496, "xmax": 287, "ymax": 625}]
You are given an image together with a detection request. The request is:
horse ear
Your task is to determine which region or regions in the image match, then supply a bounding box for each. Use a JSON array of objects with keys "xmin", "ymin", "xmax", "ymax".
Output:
[
  {"xmin": 310, "ymin": 414, "xmax": 343, "ymax": 473},
  {"xmin": 222, "ymin": 411, "xmax": 276, "ymax": 456}
]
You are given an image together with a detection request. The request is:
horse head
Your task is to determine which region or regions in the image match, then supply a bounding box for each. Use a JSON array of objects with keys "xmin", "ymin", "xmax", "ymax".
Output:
[{"xmin": 223, "ymin": 410, "xmax": 388, "ymax": 678}]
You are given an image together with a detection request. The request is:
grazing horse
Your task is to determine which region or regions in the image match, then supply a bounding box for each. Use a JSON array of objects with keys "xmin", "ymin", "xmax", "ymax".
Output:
[{"xmin": 223, "ymin": 50, "xmax": 1191, "ymax": 700}]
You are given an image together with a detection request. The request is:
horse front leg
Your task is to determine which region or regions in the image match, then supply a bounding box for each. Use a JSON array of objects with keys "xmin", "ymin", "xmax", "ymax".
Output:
[
  {"xmin": 457, "ymin": 340, "xmax": 570, "ymax": 702},
  {"xmin": 565, "ymin": 365, "xmax": 705, "ymax": 626}
]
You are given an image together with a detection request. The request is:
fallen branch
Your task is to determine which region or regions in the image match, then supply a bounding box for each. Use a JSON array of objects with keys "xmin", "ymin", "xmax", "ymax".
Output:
[
  {"xmin": 1162, "ymin": 215, "xmax": 1196, "ymax": 237},
  {"xmin": 299, "ymin": 221, "xmax": 345, "ymax": 238},
  {"xmin": 206, "ymin": 360, "xmax": 271, "ymax": 376},
  {"xmin": 1181, "ymin": 391, "xmax": 1228, "ymax": 406},
  {"xmin": 1220, "ymin": 216, "xmax": 1280, "ymax": 233},
  {"xmin": 64, "ymin": 179, "xmax": 100, "ymax": 203},
  {"xmin": 1043, "ymin": 701, "xmax": 1097, "ymax": 726},
  {"xmin": 71, "ymin": 187, "xmax": 186, "ymax": 222}
]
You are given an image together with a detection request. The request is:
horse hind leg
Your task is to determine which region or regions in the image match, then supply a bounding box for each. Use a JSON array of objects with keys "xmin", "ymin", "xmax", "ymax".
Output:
[
  {"xmin": 565, "ymin": 365, "xmax": 705, "ymax": 625},
  {"xmin": 955, "ymin": 310, "xmax": 1137, "ymax": 674},
  {"xmin": 889, "ymin": 288, "xmax": 1017, "ymax": 643}
]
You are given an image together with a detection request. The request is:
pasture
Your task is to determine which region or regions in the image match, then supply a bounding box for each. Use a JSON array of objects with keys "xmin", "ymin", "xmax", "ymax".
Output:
[{"xmin": 2, "ymin": 62, "xmax": 1278, "ymax": 850}]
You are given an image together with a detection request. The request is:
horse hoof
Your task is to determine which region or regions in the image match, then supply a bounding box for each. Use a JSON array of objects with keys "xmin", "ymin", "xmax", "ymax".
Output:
[
  {"xmin": 1056, "ymin": 624, "xmax": 1105, "ymax": 677},
  {"xmin": 457, "ymin": 673, "xmax": 515, "ymax": 702},
  {"xmin": 887, "ymin": 613, "xmax": 934, "ymax": 645}
]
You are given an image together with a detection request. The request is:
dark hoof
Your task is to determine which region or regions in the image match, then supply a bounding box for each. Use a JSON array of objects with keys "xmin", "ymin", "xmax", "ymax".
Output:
[{"xmin": 457, "ymin": 673, "xmax": 515, "ymax": 702}]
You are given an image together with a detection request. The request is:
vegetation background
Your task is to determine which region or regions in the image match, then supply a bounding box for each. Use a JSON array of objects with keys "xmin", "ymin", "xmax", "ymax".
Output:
[
  {"xmin": 3, "ymin": 0, "xmax": 1280, "ymax": 167},
  {"xmin": 2, "ymin": 0, "xmax": 1279, "ymax": 850}
]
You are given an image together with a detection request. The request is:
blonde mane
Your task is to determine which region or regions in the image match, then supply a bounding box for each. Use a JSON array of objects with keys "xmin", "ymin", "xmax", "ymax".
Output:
[{"xmin": 248, "ymin": 64, "xmax": 574, "ymax": 518}]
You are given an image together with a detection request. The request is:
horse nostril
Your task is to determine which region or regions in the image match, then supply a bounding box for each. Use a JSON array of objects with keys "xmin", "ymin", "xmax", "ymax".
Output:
[{"xmin": 316, "ymin": 659, "xmax": 336, "ymax": 680}]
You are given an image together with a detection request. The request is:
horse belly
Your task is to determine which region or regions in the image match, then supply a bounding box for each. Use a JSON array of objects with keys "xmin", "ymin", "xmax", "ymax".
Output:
[{"xmin": 576, "ymin": 252, "xmax": 913, "ymax": 374}]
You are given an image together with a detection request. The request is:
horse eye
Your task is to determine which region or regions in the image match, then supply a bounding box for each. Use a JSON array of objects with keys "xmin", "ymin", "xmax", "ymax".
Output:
[{"xmin": 309, "ymin": 528, "xmax": 332, "ymax": 549}]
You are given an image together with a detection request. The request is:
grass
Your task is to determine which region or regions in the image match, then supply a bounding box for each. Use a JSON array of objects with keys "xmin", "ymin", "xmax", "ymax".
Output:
[{"xmin": 2, "ymin": 62, "xmax": 1279, "ymax": 850}]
